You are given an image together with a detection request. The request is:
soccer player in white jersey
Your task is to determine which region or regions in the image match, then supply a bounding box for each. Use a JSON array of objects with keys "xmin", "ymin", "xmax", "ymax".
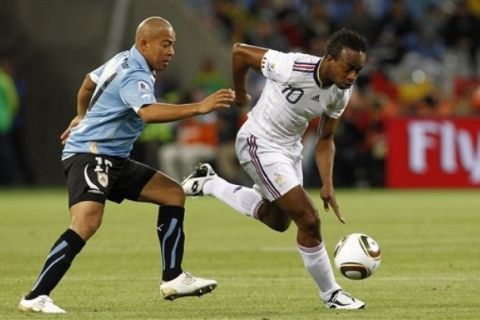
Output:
[
  {"xmin": 182, "ymin": 29, "xmax": 367, "ymax": 309},
  {"xmin": 18, "ymin": 17, "xmax": 235, "ymax": 313}
]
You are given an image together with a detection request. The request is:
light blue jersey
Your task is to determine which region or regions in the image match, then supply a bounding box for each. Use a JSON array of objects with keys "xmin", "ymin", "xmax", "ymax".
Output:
[{"xmin": 62, "ymin": 46, "xmax": 157, "ymax": 159}]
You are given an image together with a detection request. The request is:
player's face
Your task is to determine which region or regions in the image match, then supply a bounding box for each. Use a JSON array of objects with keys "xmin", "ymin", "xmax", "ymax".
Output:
[
  {"xmin": 143, "ymin": 28, "xmax": 176, "ymax": 72},
  {"xmin": 328, "ymin": 48, "xmax": 366, "ymax": 90}
]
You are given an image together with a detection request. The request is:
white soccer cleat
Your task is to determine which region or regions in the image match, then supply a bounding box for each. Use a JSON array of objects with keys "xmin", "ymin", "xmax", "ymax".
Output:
[
  {"xmin": 18, "ymin": 295, "xmax": 66, "ymax": 313},
  {"xmin": 181, "ymin": 163, "xmax": 216, "ymax": 196},
  {"xmin": 160, "ymin": 271, "xmax": 217, "ymax": 301},
  {"xmin": 323, "ymin": 289, "xmax": 365, "ymax": 310}
]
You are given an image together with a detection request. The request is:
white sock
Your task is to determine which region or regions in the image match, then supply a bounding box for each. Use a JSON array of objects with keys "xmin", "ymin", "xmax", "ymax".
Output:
[
  {"xmin": 298, "ymin": 243, "xmax": 341, "ymax": 301},
  {"xmin": 203, "ymin": 176, "xmax": 263, "ymax": 218}
]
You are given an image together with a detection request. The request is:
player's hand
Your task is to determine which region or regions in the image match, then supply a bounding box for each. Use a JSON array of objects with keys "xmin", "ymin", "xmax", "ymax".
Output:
[
  {"xmin": 320, "ymin": 185, "xmax": 346, "ymax": 224},
  {"xmin": 60, "ymin": 115, "xmax": 83, "ymax": 145},
  {"xmin": 199, "ymin": 89, "xmax": 235, "ymax": 113},
  {"xmin": 234, "ymin": 93, "xmax": 251, "ymax": 107}
]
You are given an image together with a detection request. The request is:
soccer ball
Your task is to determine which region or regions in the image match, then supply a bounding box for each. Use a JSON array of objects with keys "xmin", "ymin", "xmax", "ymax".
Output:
[{"xmin": 333, "ymin": 233, "xmax": 381, "ymax": 280}]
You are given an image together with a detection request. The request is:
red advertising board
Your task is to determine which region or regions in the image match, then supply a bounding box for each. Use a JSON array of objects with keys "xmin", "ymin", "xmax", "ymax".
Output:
[{"xmin": 387, "ymin": 118, "xmax": 480, "ymax": 188}]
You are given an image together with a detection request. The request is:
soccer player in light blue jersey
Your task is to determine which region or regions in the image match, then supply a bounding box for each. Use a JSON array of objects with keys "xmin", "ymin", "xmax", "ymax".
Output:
[{"xmin": 18, "ymin": 16, "xmax": 235, "ymax": 314}]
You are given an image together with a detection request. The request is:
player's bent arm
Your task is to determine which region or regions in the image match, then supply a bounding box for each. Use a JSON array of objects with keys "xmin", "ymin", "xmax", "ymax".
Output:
[
  {"xmin": 138, "ymin": 88, "xmax": 235, "ymax": 123},
  {"xmin": 77, "ymin": 74, "xmax": 96, "ymax": 117},
  {"xmin": 232, "ymin": 43, "xmax": 267, "ymax": 104},
  {"xmin": 60, "ymin": 74, "xmax": 97, "ymax": 144},
  {"xmin": 314, "ymin": 115, "xmax": 341, "ymax": 188}
]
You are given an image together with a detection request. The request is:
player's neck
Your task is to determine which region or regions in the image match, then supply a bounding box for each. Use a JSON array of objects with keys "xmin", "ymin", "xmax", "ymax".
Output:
[{"xmin": 316, "ymin": 59, "xmax": 332, "ymax": 89}]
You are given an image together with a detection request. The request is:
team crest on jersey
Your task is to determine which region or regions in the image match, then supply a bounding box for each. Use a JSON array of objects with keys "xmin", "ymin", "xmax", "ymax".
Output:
[
  {"xmin": 97, "ymin": 172, "xmax": 109, "ymax": 188},
  {"xmin": 274, "ymin": 173, "xmax": 284, "ymax": 185},
  {"xmin": 138, "ymin": 80, "xmax": 151, "ymax": 93}
]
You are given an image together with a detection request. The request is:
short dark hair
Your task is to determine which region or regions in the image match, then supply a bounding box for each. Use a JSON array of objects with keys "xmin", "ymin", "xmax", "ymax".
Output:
[{"xmin": 325, "ymin": 29, "xmax": 367, "ymax": 59}]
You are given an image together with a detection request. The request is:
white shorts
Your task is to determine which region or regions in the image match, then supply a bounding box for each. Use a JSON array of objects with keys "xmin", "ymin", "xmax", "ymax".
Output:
[{"xmin": 235, "ymin": 132, "xmax": 303, "ymax": 201}]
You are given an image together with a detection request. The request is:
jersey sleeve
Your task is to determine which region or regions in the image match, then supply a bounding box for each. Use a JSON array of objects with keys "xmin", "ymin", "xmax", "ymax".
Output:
[
  {"xmin": 89, "ymin": 65, "xmax": 105, "ymax": 84},
  {"xmin": 119, "ymin": 71, "xmax": 157, "ymax": 113},
  {"xmin": 261, "ymin": 50, "xmax": 297, "ymax": 84},
  {"xmin": 324, "ymin": 88, "xmax": 353, "ymax": 119}
]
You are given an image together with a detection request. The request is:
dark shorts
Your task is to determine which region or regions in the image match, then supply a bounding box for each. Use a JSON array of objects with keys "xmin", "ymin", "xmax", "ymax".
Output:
[{"xmin": 62, "ymin": 153, "xmax": 156, "ymax": 207}]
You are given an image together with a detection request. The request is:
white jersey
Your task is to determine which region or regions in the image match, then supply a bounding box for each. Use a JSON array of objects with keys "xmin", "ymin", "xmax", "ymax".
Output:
[{"xmin": 240, "ymin": 49, "xmax": 352, "ymax": 156}]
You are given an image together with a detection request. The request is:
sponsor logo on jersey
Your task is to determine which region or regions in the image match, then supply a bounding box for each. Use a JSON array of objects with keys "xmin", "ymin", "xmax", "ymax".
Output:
[{"xmin": 138, "ymin": 80, "xmax": 151, "ymax": 93}]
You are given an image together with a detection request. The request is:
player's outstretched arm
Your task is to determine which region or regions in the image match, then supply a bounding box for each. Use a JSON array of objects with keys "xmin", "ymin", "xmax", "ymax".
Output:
[
  {"xmin": 315, "ymin": 115, "xmax": 346, "ymax": 224},
  {"xmin": 232, "ymin": 43, "xmax": 267, "ymax": 107},
  {"xmin": 138, "ymin": 88, "xmax": 235, "ymax": 123}
]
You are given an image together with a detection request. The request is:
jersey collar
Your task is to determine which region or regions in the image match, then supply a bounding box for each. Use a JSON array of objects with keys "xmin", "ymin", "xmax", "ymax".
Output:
[
  {"xmin": 313, "ymin": 57, "xmax": 326, "ymax": 89},
  {"xmin": 130, "ymin": 46, "xmax": 155, "ymax": 77}
]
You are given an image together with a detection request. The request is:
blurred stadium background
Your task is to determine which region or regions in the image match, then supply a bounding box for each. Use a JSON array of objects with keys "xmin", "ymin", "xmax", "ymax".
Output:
[
  {"xmin": 1, "ymin": 2, "xmax": 480, "ymax": 319},
  {"xmin": 0, "ymin": 0, "xmax": 479, "ymax": 189}
]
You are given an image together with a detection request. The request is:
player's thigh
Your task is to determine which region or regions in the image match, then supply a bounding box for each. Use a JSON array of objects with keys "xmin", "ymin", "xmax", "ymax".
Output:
[
  {"xmin": 110, "ymin": 159, "xmax": 184, "ymax": 206},
  {"xmin": 273, "ymin": 185, "xmax": 317, "ymax": 220},
  {"xmin": 137, "ymin": 171, "xmax": 185, "ymax": 206},
  {"xmin": 69, "ymin": 201, "xmax": 105, "ymax": 240},
  {"xmin": 108, "ymin": 158, "xmax": 157, "ymax": 203},
  {"xmin": 273, "ymin": 186, "xmax": 320, "ymax": 241}
]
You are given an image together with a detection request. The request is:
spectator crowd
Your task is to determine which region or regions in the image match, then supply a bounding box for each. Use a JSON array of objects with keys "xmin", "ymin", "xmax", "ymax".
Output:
[
  {"xmin": 143, "ymin": 0, "xmax": 480, "ymax": 188},
  {"xmin": 1, "ymin": 0, "xmax": 479, "ymax": 188}
]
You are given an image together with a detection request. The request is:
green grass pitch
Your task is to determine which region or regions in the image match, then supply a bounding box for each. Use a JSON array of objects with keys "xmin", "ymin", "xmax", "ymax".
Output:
[{"xmin": 1, "ymin": 188, "xmax": 479, "ymax": 319}]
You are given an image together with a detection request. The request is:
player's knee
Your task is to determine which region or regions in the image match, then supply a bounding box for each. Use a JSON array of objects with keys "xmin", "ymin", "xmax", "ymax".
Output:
[
  {"xmin": 299, "ymin": 210, "xmax": 320, "ymax": 235},
  {"xmin": 85, "ymin": 221, "xmax": 101, "ymax": 238},
  {"xmin": 275, "ymin": 224, "xmax": 289, "ymax": 232},
  {"xmin": 72, "ymin": 218, "xmax": 102, "ymax": 241},
  {"xmin": 273, "ymin": 216, "xmax": 292, "ymax": 232},
  {"xmin": 167, "ymin": 182, "xmax": 186, "ymax": 206}
]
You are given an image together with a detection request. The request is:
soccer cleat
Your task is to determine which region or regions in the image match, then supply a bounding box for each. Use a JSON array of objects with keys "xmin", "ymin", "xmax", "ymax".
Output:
[
  {"xmin": 324, "ymin": 289, "xmax": 365, "ymax": 310},
  {"xmin": 160, "ymin": 272, "xmax": 217, "ymax": 301},
  {"xmin": 18, "ymin": 295, "xmax": 66, "ymax": 313},
  {"xmin": 181, "ymin": 163, "xmax": 216, "ymax": 196}
]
